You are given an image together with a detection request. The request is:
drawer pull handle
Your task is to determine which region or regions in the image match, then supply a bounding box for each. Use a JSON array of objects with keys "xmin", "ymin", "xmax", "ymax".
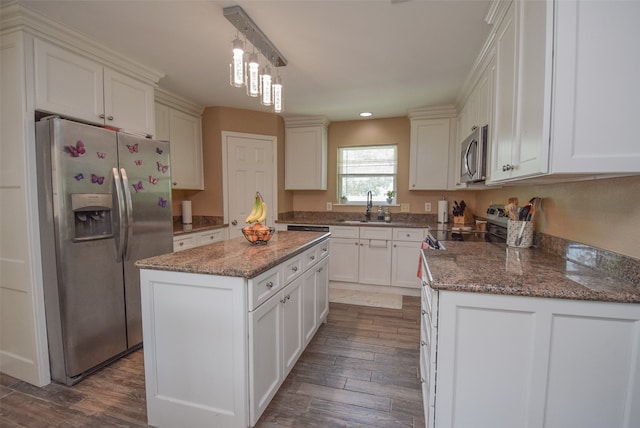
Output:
[
  {"xmin": 292, "ymin": 266, "xmax": 298, "ymax": 272},
  {"xmin": 266, "ymin": 281, "xmax": 274, "ymax": 289}
]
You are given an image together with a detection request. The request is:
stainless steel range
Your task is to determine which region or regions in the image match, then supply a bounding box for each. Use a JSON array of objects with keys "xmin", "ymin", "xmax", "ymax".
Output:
[{"xmin": 485, "ymin": 204, "xmax": 509, "ymax": 242}]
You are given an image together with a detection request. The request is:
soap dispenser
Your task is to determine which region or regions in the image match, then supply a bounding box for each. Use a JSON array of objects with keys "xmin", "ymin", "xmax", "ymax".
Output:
[
  {"xmin": 384, "ymin": 207, "xmax": 391, "ymax": 223},
  {"xmin": 377, "ymin": 206, "xmax": 384, "ymax": 221}
]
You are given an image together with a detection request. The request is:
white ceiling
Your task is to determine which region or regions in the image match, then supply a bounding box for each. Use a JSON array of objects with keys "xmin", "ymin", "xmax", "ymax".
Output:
[{"xmin": 17, "ymin": 0, "xmax": 493, "ymax": 121}]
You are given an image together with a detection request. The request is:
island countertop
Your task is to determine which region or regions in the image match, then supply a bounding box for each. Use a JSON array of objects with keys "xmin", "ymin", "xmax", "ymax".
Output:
[
  {"xmin": 422, "ymin": 241, "xmax": 640, "ymax": 304},
  {"xmin": 136, "ymin": 231, "xmax": 330, "ymax": 278}
]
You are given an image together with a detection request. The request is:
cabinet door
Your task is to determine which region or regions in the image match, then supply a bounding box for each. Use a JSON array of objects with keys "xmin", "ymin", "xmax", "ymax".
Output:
[
  {"xmin": 285, "ymin": 126, "xmax": 327, "ymax": 190},
  {"xmin": 34, "ymin": 39, "xmax": 104, "ymax": 125},
  {"xmin": 391, "ymin": 240, "xmax": 421, "ymax": 288},
  {"xmin": 154, "ymin": 102, "xmax": 170, "ymax": 140},
  {"xmin": 316, "ymin": 257, "xmax": 329, "ymax": 323},
  {"xmin": 249, "ymin": 293, "xmax": 282, "ymax": 426},
  {"xmin": 552, "ymin": 0, "xmax": 640, "ymax": 173},
  {"xmin": 358, "ymin": 239, "xmax": 391, "ymax": 286},
  {"xmin": 168, "ymin": 108, "xmax": 204, "ymax": 190},
  {"xmin": 329, "ymin": 238, "xmax": 359, "ymax": 283},
  {"xmin": 409, "ymin": 118, "xmax": 451, "ymax": 190},
  {"xmin": 301, "ymin": 268, "xmax": 317, "ymax": 346},
  {"xmin": 103, "ymin": 68, "xmax": 155, "ymax": 136},
  {"xmin": 489, "ymin": 2, "xmax": 517, "ymax": 182},
  {"xmin": 282, "ymin": 279, "xmax": 303, "ymax": 376}
]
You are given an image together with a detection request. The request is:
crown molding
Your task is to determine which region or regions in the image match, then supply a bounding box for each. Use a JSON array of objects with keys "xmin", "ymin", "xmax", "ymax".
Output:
[
  {"xmin": 155, "ymin": 87, "xmax": 204, "ymax": 117},
  {"xmin": 283, "ymin": 116, "xmax": 330, "ymax": 128},
  {"xmin": 408, "ymin": 106, "xmax": 457, "ymax": 120}
]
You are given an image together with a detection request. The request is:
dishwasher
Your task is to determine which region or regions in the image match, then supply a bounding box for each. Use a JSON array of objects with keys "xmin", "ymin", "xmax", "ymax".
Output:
[{"xmin": 287, "ymin": 225, "xmax": 330, "ymax": 232}]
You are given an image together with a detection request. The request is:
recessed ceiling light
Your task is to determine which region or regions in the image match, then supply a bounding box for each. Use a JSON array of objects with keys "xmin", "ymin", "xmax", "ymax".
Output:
[{"xmin": 359, "ymin": 112, "xmax": 373, "ymax": 117}]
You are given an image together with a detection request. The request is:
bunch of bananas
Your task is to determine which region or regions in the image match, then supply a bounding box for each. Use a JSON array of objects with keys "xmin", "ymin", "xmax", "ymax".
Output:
[{"xmin": 245, "ymin": 192, "xmax": 267, "ymax": 224}]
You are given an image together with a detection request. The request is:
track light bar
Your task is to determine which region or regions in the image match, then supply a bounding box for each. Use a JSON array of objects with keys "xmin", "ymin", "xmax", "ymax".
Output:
[{"xmin": 223, "ymin": 5, "xmax": 287, "ymax": 68}]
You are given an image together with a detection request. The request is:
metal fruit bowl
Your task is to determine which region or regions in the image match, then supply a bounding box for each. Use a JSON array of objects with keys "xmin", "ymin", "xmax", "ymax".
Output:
[{"xmin": 242, "ymin": 226, "xmax": 275, "ymax": 245}]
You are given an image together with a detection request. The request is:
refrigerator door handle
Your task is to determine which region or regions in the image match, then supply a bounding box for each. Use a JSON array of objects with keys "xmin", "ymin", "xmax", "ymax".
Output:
[
  {"xmin": 112, "ymin": 167, "xmax": 126, "ymax": 262},
  {"xmin": 120, "ymin": 168, "xmax": 134, "ymax": 261}
]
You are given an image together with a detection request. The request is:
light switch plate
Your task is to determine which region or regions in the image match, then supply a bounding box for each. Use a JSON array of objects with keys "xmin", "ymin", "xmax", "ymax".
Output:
[
  {"xmin": 326, "ymin": 202, "xmax": 332, "ymax": 211},
  {"xmin": 425, "ymin": 202, "xmax": 432, "ymax": 212},
  {"xmin": 401, "ymin": 203, "xmax": 410, "ymax": 212}
]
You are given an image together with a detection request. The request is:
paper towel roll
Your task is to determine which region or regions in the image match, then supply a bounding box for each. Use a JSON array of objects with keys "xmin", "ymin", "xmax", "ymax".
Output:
[
  {"xmin": 437, "ymin": 200, "xmax": 448, "ymax": 223},
  {"xmin": 182, "ymin": 200, "xmax": 192, "ymax": 224}
]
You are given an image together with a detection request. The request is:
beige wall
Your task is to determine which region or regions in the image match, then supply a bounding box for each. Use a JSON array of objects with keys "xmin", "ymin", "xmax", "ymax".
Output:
[
  {"xmin": 293, "ymin": 117, "xmax": 478, "ymax": 215},
  {"xmin": 475, "ymin": 175, "xmax": 640, "ymax": 258},
  {"xmin": 175, "ymin": 110, "xmax": 639, "ymax": 259},
  {"xmin": 171, "ymin": 107, "xmax": 290, "ymax": 217}
]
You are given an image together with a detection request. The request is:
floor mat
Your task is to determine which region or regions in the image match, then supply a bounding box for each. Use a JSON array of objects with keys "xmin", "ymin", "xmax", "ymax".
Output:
[{"xmin": 329, "ymin": 288, "xmax": 403, "ymax": 309}]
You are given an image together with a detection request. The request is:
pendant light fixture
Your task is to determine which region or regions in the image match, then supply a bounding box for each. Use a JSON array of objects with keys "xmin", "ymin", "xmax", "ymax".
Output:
[
  {"xmin": 224, "ymin": 6, "xmax": 287, "ymax": 113},
  {"xmin": 260, "ymin": 65, "xmax": 272, "ymax": 106},
  {"xmin": 246, "ymin": 51, "xmax": 260, "ymax": 97},
  {"xmin": 273, "ymin": 74, "xmax": 283, "ymax": 113},
  {"xmin": 230, "ymin": 35, "xmax": 244, "ymax": 88}
]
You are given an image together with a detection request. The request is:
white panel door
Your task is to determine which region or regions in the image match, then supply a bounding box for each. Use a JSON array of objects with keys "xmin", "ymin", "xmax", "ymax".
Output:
[
  {"xmin": 301, "ymin": 268, "xmax": 317, "ymax": 346},
  {"xmin": 223, "ymin": 132, "xmax": 276, "ymax": 239},
  {"xmin": 103, "ymin": 68, "xmax": 155, "ymax": 136},
  {"xmin": 282, "ymin": 278, "xmax": 304, "ymax": 376}
]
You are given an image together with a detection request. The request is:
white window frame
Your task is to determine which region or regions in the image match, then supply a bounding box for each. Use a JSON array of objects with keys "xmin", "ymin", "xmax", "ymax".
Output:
[{"xmin": 337, "ymin": 144, "xmax": 397, "ymax": 204}]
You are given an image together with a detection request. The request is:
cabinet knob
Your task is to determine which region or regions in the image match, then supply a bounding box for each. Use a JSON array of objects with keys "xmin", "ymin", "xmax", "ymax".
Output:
[
  {"xmin": 421, "ymin": 340, "xmax": 427, "ymax": 346},
  {"xmin": 420, "ymin": 377, "xmax": 426, "ymax": 384},
  {"xmin": 99, "ymin": 113, "xmax": 105, "ymax": 119},
  {"xmin": 422, "ymin": 281, "xmax": 427, "ymax": 287},
  {"xmin": 421, "ymin": 309, "xmax": 427, "ymax": 315},
  {"xmin": 179, "ymin": 242, "xmax": 184, "ymax": 246},
  {"xmin": 292, "ymin": 266, "xmax": 298, "ymax": 272},
  {"xmin": 310, "ymin": 255, "xmax": 315, "ymax": 260},
  {"xmin": 393, "ymin": 244, "xmax": 397, "ymax": 248},
  {"xmin": 502, "ymin": 164, "xmax": 514, "ymax": 172},
  {"xmin": 173, "ymin": 182, "xmax": 178, "ymax": 186},
  {"xmin": 471, "ymin": 125, "xmax": 478, "ymax": 131},
  {"xmin": 317, "ymin": 267, "xmax": 323, "ymax": 273},
  {"xmin": 232, "ymin": 220, "xmax": 238, "ymax": 225},
  {"xmin": 266, "ymin": 281, "xmax": 274, "ymax": 289},
  {"xmin": 355, "ymin": 242, "xmax": 359, "ymax": 246},
  {"xmin": 107, "ymin": 115, "xmax": 114, "ymax": 121}
]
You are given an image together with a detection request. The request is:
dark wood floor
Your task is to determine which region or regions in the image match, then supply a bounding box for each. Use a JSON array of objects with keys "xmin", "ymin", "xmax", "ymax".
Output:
[{"xmin": 0, "ymin": 296, "xmax": 424, "ymax": 428}]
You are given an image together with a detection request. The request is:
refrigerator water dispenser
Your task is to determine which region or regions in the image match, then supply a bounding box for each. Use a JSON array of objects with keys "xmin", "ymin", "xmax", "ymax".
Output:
[{"xmin": 71, "ymin": 193, "xmax": 113, "ymax": 240}]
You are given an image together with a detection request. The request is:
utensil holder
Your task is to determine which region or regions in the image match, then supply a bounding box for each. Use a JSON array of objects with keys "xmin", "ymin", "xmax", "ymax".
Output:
[
  {"xmin": 507, "ymin": 220, "xmax": 533, "ymax": 248},
  {"xmin": 453, "ymin": 210, "xmax": 474, "ymax": 225}
]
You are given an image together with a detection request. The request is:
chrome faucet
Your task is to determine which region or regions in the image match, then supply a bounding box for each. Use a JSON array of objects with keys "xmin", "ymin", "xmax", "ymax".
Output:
[{"xmin": 365, "ymin": 190, "xmax": 373, "ymax": 221}]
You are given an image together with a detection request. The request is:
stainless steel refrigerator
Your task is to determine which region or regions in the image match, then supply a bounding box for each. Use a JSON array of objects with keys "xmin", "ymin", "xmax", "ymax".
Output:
[{"xmin": 35, "ymin": 117, "xmax": 173, "ymax": 385}]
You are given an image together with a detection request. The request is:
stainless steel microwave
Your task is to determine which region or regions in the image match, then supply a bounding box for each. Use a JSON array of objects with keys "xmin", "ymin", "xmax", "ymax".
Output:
[{"xmin": 459, "ymin": 125, "xmax": 488, "ymax": 183}]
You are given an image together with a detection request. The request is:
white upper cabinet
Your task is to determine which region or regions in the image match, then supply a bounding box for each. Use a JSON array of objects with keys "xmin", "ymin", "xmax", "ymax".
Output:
[
  {"xmin": 284, "ymin": 117, "xmax": 329, "ymax": 190},
  {"xmin": 408, "ymin": 108, "xmax": 457, "ymax": 190},
  {"xmin": 155, "ymin": 89, "xmax": 204, "ymax": 190},
  {"xmin": 487, "ymin": 0, "xmax": 640, "ymax": 183},
  {"xmin": 550, "ymin": 0, "xmax": 640, "ymax": 173},
  {"xmin": 34, "ymin": 38, "xmax": 155, "ymax": 136}
]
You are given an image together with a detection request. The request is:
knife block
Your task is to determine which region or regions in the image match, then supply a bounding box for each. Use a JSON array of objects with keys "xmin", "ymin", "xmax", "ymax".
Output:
[{"xmin": 453, "ymin": 210, "xmax": 474, "ymax": 224}]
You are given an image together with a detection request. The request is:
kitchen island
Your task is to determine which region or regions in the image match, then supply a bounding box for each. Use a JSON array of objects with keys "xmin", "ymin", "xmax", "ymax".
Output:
[
  {"xmin": 135, "ymin": 231, "xmax": 330, "ymax": 428},
  {"xmin": 419, "ymin": 241, "xmax": 640, "ymax": 428}
]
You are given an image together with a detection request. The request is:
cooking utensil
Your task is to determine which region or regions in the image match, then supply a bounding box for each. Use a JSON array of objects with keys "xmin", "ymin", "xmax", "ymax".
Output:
[{"xmin": 518, "ymin": 205, "xmax": 531, "ymax": 221}]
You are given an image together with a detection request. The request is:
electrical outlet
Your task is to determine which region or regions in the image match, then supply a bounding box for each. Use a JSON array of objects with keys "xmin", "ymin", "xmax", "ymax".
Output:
[
  {"xmin": 401, "ymin": 203, "xmax": 410, "ymax": 212},
  {"xmin": 326, "ymin": 202, "xmax": 332, "ymax": 211},
  {"xmin": 425, "ymin": 202, "xmax": 432, "ymax": 212}
]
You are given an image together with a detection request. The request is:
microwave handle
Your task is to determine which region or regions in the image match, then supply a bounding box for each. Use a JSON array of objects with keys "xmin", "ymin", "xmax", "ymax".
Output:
[{"xmin": 464, "ymin": 139, "xmax": 477, "ymax": 177}]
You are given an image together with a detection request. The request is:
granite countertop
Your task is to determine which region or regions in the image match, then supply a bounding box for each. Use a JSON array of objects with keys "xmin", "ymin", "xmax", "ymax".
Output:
[
  {"xmin": 136, "ymin": 231, "xmax": 330, "ymax": 279},
  {"xmin": 422, "ymin": 241, "xmax": 640, "ymax": 304},
  {"xmin": 173, "ymin": 223, "xmax": 228, "ymax": 236},
  {"xmin": 280, "ymin": 218, "xmax": 451, "ymax": 230}
]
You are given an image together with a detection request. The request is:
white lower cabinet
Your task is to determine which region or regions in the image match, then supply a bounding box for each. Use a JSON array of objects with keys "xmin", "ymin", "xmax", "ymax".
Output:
[
  {"xmin": 140, "ymin": 238, "xmax": 329, "ymax": 428},
  {"xmin": 420, "ymin": 269, "xmax": 640, "ymax": 428},
  {"xmin": 330, "ymin": 226, "xmax": 426, "ymax": 289}
]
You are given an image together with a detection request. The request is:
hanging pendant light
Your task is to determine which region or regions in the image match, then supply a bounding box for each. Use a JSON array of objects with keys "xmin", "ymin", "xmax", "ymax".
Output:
[
  {"xmin": 230, "ymin": 35, "xmax": 244, "ymax": 88},
  {"xmin": 260, "ymin": 64, "xmax": 272, "ymax": 106},
  {"xmin": 246, "ymin": 52, "xmax": 260, "ymax": 97},
  {"xmin": 273, "ymin": 74, "xmax": 283, "ymax": 113}
]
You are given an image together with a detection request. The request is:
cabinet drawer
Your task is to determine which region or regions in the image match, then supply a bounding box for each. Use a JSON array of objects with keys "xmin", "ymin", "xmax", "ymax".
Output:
[
  {"xmin": 248, "ymin": 267, "xmax": 282, "ymax": 311},
  {"xmin": 393, "ymin": 227, "xmax": 426, "ymax": 242},
  {"xmin": 301, "ymin": 246, "xmax": 319, "ymax": 270},
  {"xmin": 317, "ymin": 240, "xmax": 329, "ymax": 260},
  {"xmin": 329, "ymin": 226, "xmax": 359, "ymax": 239},
  {"xmin": 173, "ymin": 235, "xmax": 196, "ymax": 252},
  {"xmin": 360, "ymin": 227, "xmax": 392, "ymax": 240},
  {"xmin": 196, "ymin": 229, "xmax": 225, "ymax": 246},
  {"xmin": 283, "ymin": 254, "xmax": 303, "ymax": 284}
]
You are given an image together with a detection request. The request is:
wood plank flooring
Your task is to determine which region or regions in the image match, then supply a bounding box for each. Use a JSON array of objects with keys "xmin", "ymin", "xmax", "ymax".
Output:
[{"xmin": 0, "ymin": 296, "xmax": 424, "ymax": 428}]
